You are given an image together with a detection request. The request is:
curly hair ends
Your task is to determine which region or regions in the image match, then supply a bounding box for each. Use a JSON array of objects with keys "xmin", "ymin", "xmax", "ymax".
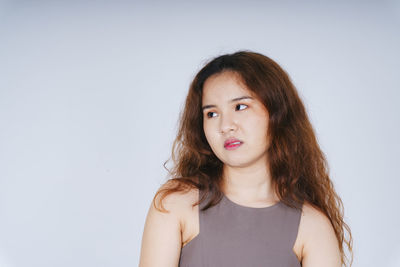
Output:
[{"xmin": 153, "ymin": 50, "xmax": 353, "ymax": 267}]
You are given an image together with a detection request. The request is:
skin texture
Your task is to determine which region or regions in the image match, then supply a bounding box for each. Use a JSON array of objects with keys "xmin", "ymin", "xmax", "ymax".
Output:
[{"xmin": 139, "ymin": 71, "xmax": 341, "ymax": 267}]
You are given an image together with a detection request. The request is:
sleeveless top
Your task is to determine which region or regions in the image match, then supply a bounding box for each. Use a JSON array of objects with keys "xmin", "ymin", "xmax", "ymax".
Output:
[{"xmin": 179, "ymin": 190, "xmax": 303, "ymax": 267}]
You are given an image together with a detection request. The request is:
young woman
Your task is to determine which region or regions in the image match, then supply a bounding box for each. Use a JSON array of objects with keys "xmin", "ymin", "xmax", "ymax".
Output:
[{"xmin": 139, "ymin": 51, "xmax": 353, "ymax": 267}]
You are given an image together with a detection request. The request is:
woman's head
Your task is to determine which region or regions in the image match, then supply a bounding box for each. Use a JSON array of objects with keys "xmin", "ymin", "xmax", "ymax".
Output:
[{"xmin": 180, "ymin": 50, "xmax": 308, "ymax": 177}]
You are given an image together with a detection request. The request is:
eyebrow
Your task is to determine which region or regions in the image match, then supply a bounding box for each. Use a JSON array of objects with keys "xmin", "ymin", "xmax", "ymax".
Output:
[{"xmin": 202, "ymin": 96, "xmax": 254, "ymax": 111}]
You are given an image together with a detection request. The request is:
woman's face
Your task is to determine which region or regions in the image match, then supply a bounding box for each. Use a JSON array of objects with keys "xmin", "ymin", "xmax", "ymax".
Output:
[{"xmin": 202, "ymin": 71, "xmax": 270, "ymax": 168}]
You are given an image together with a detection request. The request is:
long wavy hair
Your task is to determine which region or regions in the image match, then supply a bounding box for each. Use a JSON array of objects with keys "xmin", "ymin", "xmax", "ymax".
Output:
[{"xmin": 153, "ymin": 50, "xmax": 353, "ymax": 267}]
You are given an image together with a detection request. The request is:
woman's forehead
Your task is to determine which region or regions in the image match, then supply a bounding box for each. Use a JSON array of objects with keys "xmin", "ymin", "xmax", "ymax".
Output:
[{"xmin": 202, "ymin": 71, "xmax": 253, "ymax": 100}]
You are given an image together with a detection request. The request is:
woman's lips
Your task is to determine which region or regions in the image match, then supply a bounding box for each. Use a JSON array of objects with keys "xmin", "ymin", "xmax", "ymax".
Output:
[
  {"xmin": 224, "ymin": 138, "xmax": 243, "ymax": 150},
  {"xmin": 225, "ymin": 142, "xmax": 243, "ymax": 150}
]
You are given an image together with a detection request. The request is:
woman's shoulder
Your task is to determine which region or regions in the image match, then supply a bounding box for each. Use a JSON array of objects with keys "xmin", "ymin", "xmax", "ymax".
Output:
[
  {"xmin": 300, "ymin": 200, "xmax": 334, "ymax": 233},
  {"xmin": 153, "ymin": 180, "xmax": 200, "ymax": 225},
  {"xmin": 140, "ymin": 182, "xmax": 199, "ymax": 266}
]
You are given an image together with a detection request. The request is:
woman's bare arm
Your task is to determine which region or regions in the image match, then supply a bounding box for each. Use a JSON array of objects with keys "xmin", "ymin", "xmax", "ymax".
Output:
[
  {"xmin": 301, "ymin": 203, "xmax": 342, "ymax": 267},
  {"xmin": 139, "ymin": 191, "xmax": 183, "ymax": 267}
]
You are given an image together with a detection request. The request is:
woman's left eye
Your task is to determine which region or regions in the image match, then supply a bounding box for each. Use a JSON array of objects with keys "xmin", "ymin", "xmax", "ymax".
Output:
[{"xmin": 236, "ymin": 104, "xmax": 248, "ymax": 111}]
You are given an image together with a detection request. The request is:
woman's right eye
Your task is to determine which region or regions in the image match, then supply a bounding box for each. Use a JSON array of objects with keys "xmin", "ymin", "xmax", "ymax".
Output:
[{"xmin": 206, "ymin": 112, "xmax": 217, "ymax": 118}]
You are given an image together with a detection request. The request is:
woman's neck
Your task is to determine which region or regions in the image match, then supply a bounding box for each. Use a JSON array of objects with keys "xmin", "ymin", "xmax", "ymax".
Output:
[{"xmin": 221, "ymin": 163, "xmax": 279, "ymax": 202}]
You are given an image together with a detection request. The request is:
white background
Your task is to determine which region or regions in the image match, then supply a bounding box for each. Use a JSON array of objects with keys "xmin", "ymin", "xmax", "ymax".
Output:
[{"xmin": 0, "ymin": 1, "xmax": 399, "ymax": 266}]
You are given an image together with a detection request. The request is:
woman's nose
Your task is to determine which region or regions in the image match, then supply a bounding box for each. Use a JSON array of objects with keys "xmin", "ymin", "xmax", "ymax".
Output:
[{"xmin": 219, "ymin": 113, "xmax": 237, "ymax": 134}]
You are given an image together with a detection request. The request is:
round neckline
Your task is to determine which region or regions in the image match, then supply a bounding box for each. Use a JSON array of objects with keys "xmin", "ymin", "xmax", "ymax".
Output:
[{"xmin": 222, "ymin": 192, "xmax": 281, "ymax": 211}]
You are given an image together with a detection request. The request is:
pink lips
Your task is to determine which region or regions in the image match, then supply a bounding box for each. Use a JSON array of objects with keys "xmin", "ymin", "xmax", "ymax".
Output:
[{"xmin": 224, "ymin": 138, "xmax": 243, "ymax": 150}]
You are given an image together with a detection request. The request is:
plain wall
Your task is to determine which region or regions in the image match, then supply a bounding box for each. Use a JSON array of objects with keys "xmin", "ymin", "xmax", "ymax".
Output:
[{"xmin": 0, "ymin": 1, "xmax": 399, "ymax": 266}]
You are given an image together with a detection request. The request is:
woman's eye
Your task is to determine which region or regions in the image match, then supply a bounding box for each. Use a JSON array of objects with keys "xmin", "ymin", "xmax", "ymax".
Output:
[
  {"xmin": 236, "ymin": 104, "xmax": 248, "ymax": 111},
  {"xmin": 206, "ymin": 112, "xmax": 217, "ymax": 118}
]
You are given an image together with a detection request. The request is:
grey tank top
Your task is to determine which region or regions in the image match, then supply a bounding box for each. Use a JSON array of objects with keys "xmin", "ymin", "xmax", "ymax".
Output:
[{"xmin": 179, "ymin": 190, "xmax": 303, "ymax": 267}]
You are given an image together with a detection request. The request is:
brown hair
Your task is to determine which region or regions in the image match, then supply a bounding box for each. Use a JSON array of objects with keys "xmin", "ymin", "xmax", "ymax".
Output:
[{"xmin": 154, "ymin": 50, "xmax": 353, "ymax": 266}]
